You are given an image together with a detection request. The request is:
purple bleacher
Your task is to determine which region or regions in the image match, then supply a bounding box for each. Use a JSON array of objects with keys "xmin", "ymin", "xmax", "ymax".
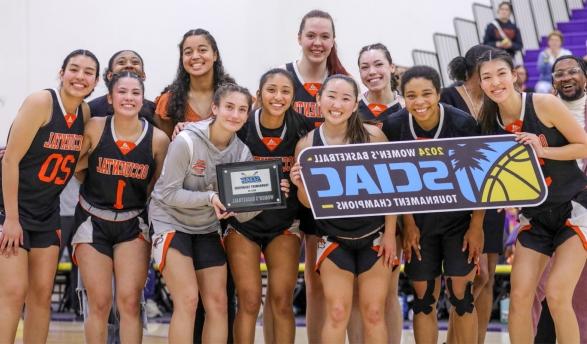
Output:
[{"xmin": 523, "ymin": 7, "xmax": 587, "ymax": 89}]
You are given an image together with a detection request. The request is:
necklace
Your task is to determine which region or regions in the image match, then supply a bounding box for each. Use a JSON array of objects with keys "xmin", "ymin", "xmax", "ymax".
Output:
[{"xmin": 462, "ymin": 85, "xmax": 481, "ymax": 119}]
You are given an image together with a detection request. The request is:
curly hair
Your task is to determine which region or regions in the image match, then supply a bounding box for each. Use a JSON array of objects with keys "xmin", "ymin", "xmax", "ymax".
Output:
[{"xmin": 162, "ymin": 29, "xmax": 235, "ymax": 124}]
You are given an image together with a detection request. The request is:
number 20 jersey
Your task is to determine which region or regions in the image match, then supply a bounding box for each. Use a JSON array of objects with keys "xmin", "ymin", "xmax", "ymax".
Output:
[
  {"xmin": 0, "ymin": 89, "xmax": 84, "ymax": 231},
  {"xmin": 80, "ymin": 116, "xmax": 155, "ymax": 212}
]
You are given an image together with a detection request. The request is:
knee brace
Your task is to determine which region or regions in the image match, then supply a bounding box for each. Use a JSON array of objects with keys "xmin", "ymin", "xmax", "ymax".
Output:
[
  {"xmin": 446, "ymin": 278, "xmax": 475, "ymax": 316},
  {"xmin": 412, "ymin": 279, "xmax": 436, "ymax": 315}
]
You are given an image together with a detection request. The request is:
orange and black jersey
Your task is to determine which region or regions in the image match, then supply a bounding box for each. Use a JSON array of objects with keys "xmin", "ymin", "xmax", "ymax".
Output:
[
  {"xmin": 0, "ymin": 89, "xmax": 84, "ymax": 231},
  {"xmin": 382, "ymin": 104, "xmax": 479, "ymax": 230},
  {"xmin": 493, "ymin": 93, "xmax": 587, "ymax": 217},
  {"xmin": 357, "ymin": 93, "xmax": 403, "ymax": 126},
  {"xmin": 311, "ymin": 127, "xmax": 385, "ymax": 238},
  {"xmin": 286, "ymin": 62, "xmax": 324, "ymax": 127},
  {"xmin": 80, "ymin": 116, "xmax": 155, "ymax": 212},
  {"xmin": 232, "ymin": 109, "xmax": 312, "ymax": 235}
]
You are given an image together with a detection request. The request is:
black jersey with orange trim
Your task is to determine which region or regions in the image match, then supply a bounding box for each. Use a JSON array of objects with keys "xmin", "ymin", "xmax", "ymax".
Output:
[
  {"xmin": 311, "ymin": 128, "xmax": 385, "ymax": 238},
  {"xmin": 286, "ymin": 62, "xmax": 323, "ymax": 127},
  {"xmin": 382, "ymin": 104, "xmax": 479, "ymax": 229},
  {"xmin": 494, "ymin": 93, "xmax": 587, "ymax": 217},
  {"xmin": 232, "ymin": 109, "xmax": 312, "ymax": 234},
  {"xmin": 80, "ymin": 116, "xmax": 155, "ymax": 212},
  {"xmin": 357, "ymin": 93, "xmax": 403, "ymax": 126},
  {"xmin": 0, "ymin": 89, "xmax": 84, "ymax": 231}
]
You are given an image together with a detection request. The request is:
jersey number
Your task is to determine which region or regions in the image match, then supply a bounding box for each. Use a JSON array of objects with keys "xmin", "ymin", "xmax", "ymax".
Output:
[
  {"xmin": 114, "ymin": 179, "xmax": 127, "ymax": 210},
  {"xmin": 38, "ymin": 153, "xmax": 76, "ymax": 185}
]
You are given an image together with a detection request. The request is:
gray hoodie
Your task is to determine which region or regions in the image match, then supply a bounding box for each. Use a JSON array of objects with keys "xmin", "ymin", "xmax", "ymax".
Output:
[{"xmin": 149, "ymin": 119, "xmax": 253, "ymax": 235}]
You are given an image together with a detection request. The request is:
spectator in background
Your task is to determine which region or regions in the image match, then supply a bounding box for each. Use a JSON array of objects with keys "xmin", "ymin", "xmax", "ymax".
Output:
[
  {"xmin": 514, "ymin": 65, "xmax": 534, "ymax": 92},
  {"xmin": 535, "ymin": 31, "xmax": 572, "ymax": 93},
  {"xmin": 483, "ymin": 1, "xmax": 523, "ymax": 58}
]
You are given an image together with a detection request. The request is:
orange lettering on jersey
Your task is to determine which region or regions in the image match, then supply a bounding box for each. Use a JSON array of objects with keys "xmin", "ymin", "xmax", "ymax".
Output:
[
  {"xmin": 116, "ymin": 140, "xmax": 136, "ymax": 155},
  {"xmin": 262, "ymin": 137, "xmax": 282, "ymax": 152},
  {"xmin": 505, "ymin": 119, "xmax": 523, "ymax": 133},
  {"xmin": 368, "ymin": 103, "xmax": 388, "ymax": 117},
  {"xmin": 253, "ymin": 155, "xmax": 295, "ymax": 172},
  {"xmin": 304, "ymin": 83, "xmax": 322, "ymax": 97},
  {"xmin": 96, "ymin": 157, "xmax": 149, "ymax": 179},
  {"xmin": 64, "ymin": 113, "xmax": 77, "ymax": 129},
  {"xmin": 43, "ymin": 132, "xmax": 83, "ymax": 151},
  {"xmin": 293, "ymin": 101, "xmax": 321, "ymax": 118}
]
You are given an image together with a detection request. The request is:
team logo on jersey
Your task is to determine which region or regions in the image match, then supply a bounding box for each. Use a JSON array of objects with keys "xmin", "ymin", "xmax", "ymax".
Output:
[
  {"xmin": 303, "ymin": 82, "xmax": 322, "ymax": 97},
  {"xmin": 191, "ymin": 160, "xmax": 206, "ymax": 176},
  {"xmin": 116, "ymin": 140, "xmax": 136, "ymax": 155},
  {"xmin": 262, "ymin": 137, "xmax": 282, "ymax": 152},
  {"xmin": 506, "ymin": 119, "xmax": 523, "ymax": 134},
  {"xmin": 64, "ymin": 113, "xmax": 77, "ymax": 129},
  {"xmin": 368, "ymin": 104, "xmax": 388, "ymax": 117},
  {"xmin": 299, "ymin": 135, "xmax": 547, "ymax": 219}
]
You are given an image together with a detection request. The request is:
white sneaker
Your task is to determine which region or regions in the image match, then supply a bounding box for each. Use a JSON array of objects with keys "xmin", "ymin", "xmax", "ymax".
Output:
[{"xmin": 145, "ymin": 299, "xmax": 162, "ymax": 318}]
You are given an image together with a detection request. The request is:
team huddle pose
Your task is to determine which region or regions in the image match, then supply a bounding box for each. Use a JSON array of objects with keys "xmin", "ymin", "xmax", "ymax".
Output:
[{"xmin": 1, "ymin": 7, "xmax": 587, "ymax": 344}]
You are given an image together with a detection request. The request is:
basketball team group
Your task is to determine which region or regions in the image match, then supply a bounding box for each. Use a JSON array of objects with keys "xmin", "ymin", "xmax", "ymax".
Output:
[{"xmin": 1, "ymin": 4, "xmax": 587, "ymax": 344}]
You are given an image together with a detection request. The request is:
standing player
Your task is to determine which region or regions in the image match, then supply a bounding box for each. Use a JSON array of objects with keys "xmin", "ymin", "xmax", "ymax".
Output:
[
  {"xmin": 283, "ymin": 10, "xmax": 349, "ymax": 342},
  {"xmin": 442, "ymin": 44, "xmax": 503, "ymax": 344},
  {"xmin": 476, "ymin": 49, "xmax": 587, "ymax": 343},
  {"xmin": 72, "ymin": 71, "xmax": 169, "ymax": 343},
  {"xmin": 226, "ymin": 68, "xmax": 312, "ymax": 343},
  {"xmin": 156, "ymin": 29, "xmax": 235, "ymax": 139},
  {"xmin": 356, "ymin": 42, "xmax": 404, "ymax": 344},
  {"xmin": 291, "ymin": 75, "xmax": 397, "ymax": 344},
  {"xmin": 0, "ymin": 49, "xmax": 99, "ymax": 343},
  {"xmin": 382, "ymin": 66, "xmax": 484, "ymax": 344},
  {"xmin": 89, "ymin": 50, "xmax": 156, "ymax": 125},
  {"xmin": 357, "ymin": 43, "xmax": 403, "ymax": 124}
]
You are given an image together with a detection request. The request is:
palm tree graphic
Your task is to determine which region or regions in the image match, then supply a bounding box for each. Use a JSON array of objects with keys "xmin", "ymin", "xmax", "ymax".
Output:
[{"xmin": 449, "ymin": 142, "xmax": 495, "ymax": 201}]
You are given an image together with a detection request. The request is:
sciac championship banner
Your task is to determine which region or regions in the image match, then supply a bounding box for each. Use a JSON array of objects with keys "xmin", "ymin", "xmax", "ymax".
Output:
[{"xmin": 298, "ymin": 135, "xmax": 548, "ymax": 219}]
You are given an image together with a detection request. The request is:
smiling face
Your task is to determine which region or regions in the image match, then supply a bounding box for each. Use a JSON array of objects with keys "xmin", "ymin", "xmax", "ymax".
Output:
[
  {"xmin": 110, "ymin": 51, "xmax": 144, "ymax": 79},
  {"xmin": 403, "ymin": 77, "xmax": 441, "ymax": 128},
  {"xmin": 260, "ymin": 73, "xmax": 294, "ymax": 118},
  {"xmin": 479, "ymin": 59, "xmax": 517, "ymax": 104},
  {"xmin": 553, "ymin": 58, "xmax": 586, "ymax": 101},
  {"xmin": 60, "ymin": 55, "xmax": 99, "ymax": 99},
  {"xmin": 359, "ymin": 49, "xmax": 395, "ymax": 93},
  {"xmin": 108, "ymin": 76, "xmax": 144, "ymax": 118},
  {"xmin": 182, "ymin": 34, "xmax": 218, "ymax": 78},
  {"xmin": 212, "ymin": 91, "xmax": 250, "ymax": 133},
  {"xmin": 298, "ymin": 17, "xmax": 334, "ymax": 65},
  {"xmin": 317, "ymin": 78, "xmax": 358, "ymax": 126}
]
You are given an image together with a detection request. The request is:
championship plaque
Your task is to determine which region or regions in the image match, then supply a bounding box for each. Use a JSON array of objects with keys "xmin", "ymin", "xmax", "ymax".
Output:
[{"xmin": 216, "ymin": 160, "xmax": 286, "ymax": 212}]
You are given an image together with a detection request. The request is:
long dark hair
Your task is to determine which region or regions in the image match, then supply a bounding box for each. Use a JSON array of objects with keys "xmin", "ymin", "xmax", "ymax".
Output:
[
  {"xmin": 298, "ymin": 10, "xmax": 349, "ymax": 76},
  {"xmin": 318, "ymin": 74, "xmax": 369, "ymax": 144},
  {"xmin": 477, "ymin": 49, "xmax": 515, "ymax": 134},
  {"xmin": 358, "ymin": 43, "xmax": 398, "ymax": 91},
  {"xmin": 163, "ymin": 29, "xmax": 235, "ymax": 124},
  {"xmin": 257, "ymin": 68, "xmax": 310, "ymax": 140},
  {"xmin": 448, "ymin": 44, "xmax": 493, "ymax": 82}
]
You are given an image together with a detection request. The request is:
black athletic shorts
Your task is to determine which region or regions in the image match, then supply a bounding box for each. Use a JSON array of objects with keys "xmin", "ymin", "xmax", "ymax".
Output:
[
  {"xmin": 483, "ymin": 209, "xmax": 506, "ymax": 254},
  {"xmin": 0, "ymin": 211, "xmax": 61, "ymax": 251},
  {"xmin": 71, "ymin": 204, "xmax": 148, "ymax": 262},
  {"xmin": 517, "ymin": 190, "xmax": 587, "ymax": 256},
  {"xmin": 404, "ymin": 219, "xmax": 476, "ymax": 281},
  {"xmin": 152, "ymin": 230, "xmax": 226, "ymax": 272},
  {"xmin": 226, "ymin": 224, "xmax": 301, "ymax": 252},
  {"xmin": 298, "ymin": 206, "xmax": 317, "ymax": 235}
]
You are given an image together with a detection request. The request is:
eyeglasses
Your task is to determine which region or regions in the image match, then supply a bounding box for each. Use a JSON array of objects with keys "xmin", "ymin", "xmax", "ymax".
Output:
[{"xmin": 552, "ymin": 67, "xmax": 583, "ymax": 80}]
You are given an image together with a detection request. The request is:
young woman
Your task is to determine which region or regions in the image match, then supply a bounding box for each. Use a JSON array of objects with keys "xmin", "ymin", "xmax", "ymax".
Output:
[
  {"xmin": 149, "ymin": 84, "xmax": 284, "ymax": 343},
  {"xmin": 283, "ymin": 10, "xmax": 349, "ymax": 342},
  {"xmin": 72, "ymin": 71, "xmax": 169, "ymax": 343},
  {"xmin": 357, "ymin": 43, "xmax": 403, "ymax": 123},
  {"xmin": 382, "ymin": 66, "xmax": 484, "ymax": 344},
  {"xmin": 477, "ymin": 49, "xmax": 587, "ymax": 344},
  {"xmin": 290, "ymin": 75, "xmax": 397, "ymax": 344},
  {"xmin": 88, "ymin": 50, "xmax": 156, "ymax": 124},
  {"xmin": 156, "ymin": 29, "xmax": 235, "ymax": 139},
  {"xmin": 356, "ymin": 42, "xmax": 403, "ymax": 344},
  {"xmin": 225, "ymin": 68, "xmax": 312, "ymax": 343},
  {"xmin": 0, "ymin": 49, "xmax": 98, "ymax": 343},
  {"xmin": 442, "ymin": 44, "xmax": 503, "ymax": 344}
]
